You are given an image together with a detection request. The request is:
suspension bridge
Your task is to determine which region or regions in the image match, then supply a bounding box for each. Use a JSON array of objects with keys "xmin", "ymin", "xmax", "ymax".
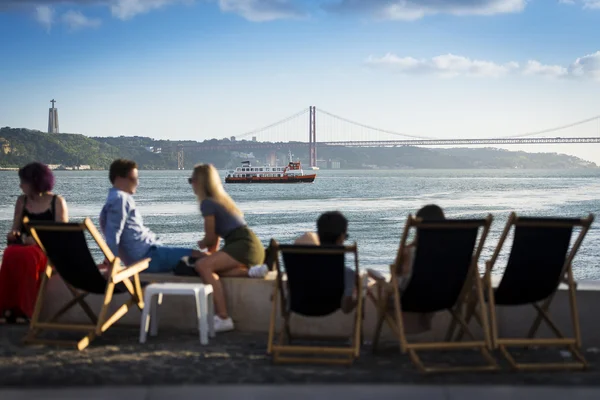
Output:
[{"xmin": 171, "ymin": 106, "xmax": 600, "ymax": 169}]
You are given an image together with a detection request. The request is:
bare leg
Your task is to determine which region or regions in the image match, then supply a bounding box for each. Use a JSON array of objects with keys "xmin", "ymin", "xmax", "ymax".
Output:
[
  {"xmin": 194, "ymin": 251, "xmax": 244, "ymax": 319},
  {"xmin": 191, "ymin": 250, "xmax": 206, "ymax": 258},
  {"xmin": 220, "ymin": 266, "xmax": 249, "ymax": 278}
]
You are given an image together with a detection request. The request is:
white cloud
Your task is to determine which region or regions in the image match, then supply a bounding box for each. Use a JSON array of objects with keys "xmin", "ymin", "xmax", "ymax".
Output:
[
  {"xmin": 522, "ymin": 60, "xmax": 568, "ymax": 78},
  {"xmin": 326, "ymin": 0, "xmax": 526, "ymax": 20},
  {"xmin": 34, "ymin": 5, "xmax": 55, "ymax": 31},
  {"xmin": 582, "ymin": 0, "xmax": 600, "ymax": 8},
  {"xmin": 2, "ymin": 0, "xmax": 534, "ymax": 23},
  {"xmin": 558, "ymin": 0, "xmax": 600, "ymax": 8},
  {"xmin": 0, "ymin": 0, "xmax": 301, "ymax": 22},
  {"xmin": 366, "ymin": 51, "xmax": 600, "ymax": 81},
  {"xmin": 568, "ymin": 51, "xmax": 600, "ymax": 80},
  {"xmin": 0, "ymin": 0, "xmax": 192, "ymax": 20},
  {"xmin": 62, "ymin": 9, "xmax": 102, "ymax": 30},
  {"xmin": 366, "ymin": 53, "xmax": 519, "ymax": 78},
  {"xmin": 217, "ymin": 0, "xmax": 305, "ymax": 21},
  {"xmin": 109, "ymin": 0, "xmax": 191, "ymax": 20}
]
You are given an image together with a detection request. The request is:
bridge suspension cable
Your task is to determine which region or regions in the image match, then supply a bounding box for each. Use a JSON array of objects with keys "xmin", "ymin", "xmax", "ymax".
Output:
[
  {"xmin": 503, "ymin": 115, "xmax": 600, "ymax": 138},
  {"xmin": 317, "ymin": 108, "xmax": 440, "ymax": 140},
  {"xmin": 235, "ymin": 108, "xmax": 309, "ymax": 140},
  {"xmin": 318, "ymin": 108, "xmax": 600, "ymax": 141}
]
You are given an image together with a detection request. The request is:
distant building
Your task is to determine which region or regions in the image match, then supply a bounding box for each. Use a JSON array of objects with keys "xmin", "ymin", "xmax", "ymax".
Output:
[
  {"xmin": 252, "ymin": 136, "xmax": 257, "ymax": 142},
  {"xmin": 47, "ymin": 164, "xmax": 61, "ymax": 170},
  {"xmin": 0, "ymin": 138, "xmax": 10, "ymax": 154},
  {"xmin": 74, "ymin": 165, "xmax": 91, "ymax": 170},
  {"xmin": 48, "ymin": 99, "xmax": 59, "ymax": 134},
  {"xmin": 230, "ymin": 136, "xmax": 236, "ymax": 141},
  {"xmin": 145, "ymin": 146, "xmax": 162, "ymax": 154},
  {"xmin": 327, "ymin": 159, "xmax": 341, "ymax": 169},
  {"xmin": 232, "ymin": 151, "xmax": 255, "ymax": 159}
]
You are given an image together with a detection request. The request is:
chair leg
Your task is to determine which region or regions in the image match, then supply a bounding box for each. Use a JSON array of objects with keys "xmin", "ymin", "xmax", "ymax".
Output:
[
  {"xmin": 139, "ymin": 289, "xmax": 153, "ymax": 343},
  {"xmin": 139, "ymin": 306, "xmax": 150, "ymax": 344},
  {"xmin": 372, "ymin": 303, "xmax": 385, "ymax": 353},
  {"xmin": 208, "ymin": 291, "xmax": 215, "ymax": 338},
  {"xmin": 150, "ymin": 293, "xmax": 162, "ymax": 337},
  {"xmin": 267, "ymin": 284, "xmax": 279, "ymax": 355},
  {"xmin": 195, "ymin": 289, "xmax": 209, "ymax": 345},
  {"xmin": 453, "ymin": 297, "xmax": 478, "ymax": 342}
]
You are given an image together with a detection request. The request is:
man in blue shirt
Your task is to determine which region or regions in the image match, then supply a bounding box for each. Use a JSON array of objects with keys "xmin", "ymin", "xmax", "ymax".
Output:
[{"xmin": 100, "ymin": 159, "xmax": 201, "ymax": 272}]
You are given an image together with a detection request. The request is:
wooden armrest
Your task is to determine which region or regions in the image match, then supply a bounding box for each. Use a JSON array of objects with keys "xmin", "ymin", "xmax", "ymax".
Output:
[{"xmin": 112, "ymin": 258, "xmax": 150, "ymax": 283}]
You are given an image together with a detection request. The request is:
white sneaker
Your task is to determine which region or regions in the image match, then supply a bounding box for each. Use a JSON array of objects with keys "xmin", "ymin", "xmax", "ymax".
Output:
[
  {"xmin": 213, "ymin": 316, "xmax": 234, "ymax": 333},
  {"xmin": 248, "ymin": 264, "xmax": 268, "ymax": 278}
]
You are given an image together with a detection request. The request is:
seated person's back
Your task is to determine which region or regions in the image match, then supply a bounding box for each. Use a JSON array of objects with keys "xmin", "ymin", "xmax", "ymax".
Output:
[{"xmin": 294, "ymin": 211, "xmax": 356, "ymax": 313}]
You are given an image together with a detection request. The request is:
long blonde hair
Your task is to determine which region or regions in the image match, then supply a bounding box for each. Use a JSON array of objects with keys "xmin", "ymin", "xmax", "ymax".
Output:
[{"xmin": 192, "ymin": 163, "xmax": 243, "ymax": 216}]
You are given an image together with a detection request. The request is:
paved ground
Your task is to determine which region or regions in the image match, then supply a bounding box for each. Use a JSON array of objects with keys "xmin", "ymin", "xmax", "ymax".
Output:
[{"xmin": 1, "ymin": 324, "xmax": 599, "ymax": 387}]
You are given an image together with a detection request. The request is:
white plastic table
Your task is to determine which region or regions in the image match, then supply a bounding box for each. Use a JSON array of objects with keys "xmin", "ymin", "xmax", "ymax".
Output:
[{"xmin": 139, "ymin": 282, "xmax": 215, "ymax": 345}]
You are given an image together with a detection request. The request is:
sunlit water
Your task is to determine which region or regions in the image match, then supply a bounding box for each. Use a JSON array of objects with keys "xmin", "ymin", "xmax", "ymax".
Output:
[{"xmin": 1, "ymin": 169, "xmax": 599, "ymax": 279}]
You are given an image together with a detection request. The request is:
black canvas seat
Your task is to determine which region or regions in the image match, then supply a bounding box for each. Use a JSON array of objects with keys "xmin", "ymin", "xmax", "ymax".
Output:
[
  {"xmin": 266, "ymin": 240, "xmax": 363, "ymax": 365},
  {"xmin": 23, "ymin": 218, "xmax": 149, "ymax": 350},
  {"xmin": 368, "ymin": 215, "xmax": 498, "ymax": 373},
  {"xmin": 454, "ymin": 213, "xmax": 595, "ymax": 371}
]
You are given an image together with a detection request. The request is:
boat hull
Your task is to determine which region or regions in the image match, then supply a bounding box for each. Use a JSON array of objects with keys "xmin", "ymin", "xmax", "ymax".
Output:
[{"xmin": 225, "ymin": 174, "xmax": 316, "ymax": 184}]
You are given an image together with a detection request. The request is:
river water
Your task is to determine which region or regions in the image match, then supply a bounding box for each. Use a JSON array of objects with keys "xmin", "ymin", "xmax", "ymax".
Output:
[{"xmin": 0, "ymin": 169, "xmax": 599, "ymax": 279}]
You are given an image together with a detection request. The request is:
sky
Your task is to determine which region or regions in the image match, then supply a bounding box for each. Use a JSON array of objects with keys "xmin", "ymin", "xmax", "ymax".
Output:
[{"xmin": 1, "ymin": 0, "xmax": 600, "ymax": 163}]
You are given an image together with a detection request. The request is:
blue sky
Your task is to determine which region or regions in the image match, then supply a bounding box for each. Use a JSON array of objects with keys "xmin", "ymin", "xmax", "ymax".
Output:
[{"xmin": 2, "ymin": 0, "xmax": 600, "ymax": 163}]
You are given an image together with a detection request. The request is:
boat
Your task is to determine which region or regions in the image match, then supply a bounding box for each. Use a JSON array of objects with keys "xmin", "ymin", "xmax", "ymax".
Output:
[{"xmin": 225, "ymin": 151, "xmax": 317, "ymax": 184}]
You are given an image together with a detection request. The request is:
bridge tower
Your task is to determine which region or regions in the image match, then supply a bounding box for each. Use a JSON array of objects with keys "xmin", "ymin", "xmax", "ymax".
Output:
[
  {"xmin": 309, "ymin": 106, "xmax": 317, "ymax": 168},
  {"xmin": 177, "ymin": 147, "xmax": 184, "ymax": 170}
]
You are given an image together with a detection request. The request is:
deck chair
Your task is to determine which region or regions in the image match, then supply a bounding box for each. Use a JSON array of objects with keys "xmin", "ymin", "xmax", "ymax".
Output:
[
  {"xmin": 368, "ymin": 215, "xmax": 498, "ymax": 373},
  {"xmin": 23, "ymin": 217, "xmax": 149, "ymax": 350},
  {"xmin": 266, "ymin": 239, "xmax": 363, "ymax": 365},
  {"xmin": 455, "ymin": 212, "xmax": 594, "ymax": 371}
]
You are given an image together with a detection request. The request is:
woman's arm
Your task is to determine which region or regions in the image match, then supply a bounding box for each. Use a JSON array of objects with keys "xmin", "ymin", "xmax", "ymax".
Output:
[
  {"xmin": 197, "ymin": 215, "xmax": 220, "ymax": 250},
  {"xmin": 7, "ymin": 196, "xmax": 25, "ymax": 242},
  {"xmin": 54, "ymin": 195, "xmax": 69, "ymax": 223}
]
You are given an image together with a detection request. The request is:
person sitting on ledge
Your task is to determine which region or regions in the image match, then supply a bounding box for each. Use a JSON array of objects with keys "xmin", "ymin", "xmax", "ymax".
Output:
[
  {"xmin": 395, "ymin": 204, "xmax": 446, "ymax": 289},
  {"xmin": 294, "ymin": 211, "xmax": 356, "ymax": 314},
  {"xmin": 391, "ymin": 203, "xmax": 446, "ymax": 333},
  {"xmin": 189, "ymin": 164, "xmax": 267, "ymax": 333},
  {"xmin": 99, "ymin": 159, "xmax": 204, "ymax": 272},
  {"xmin": 0, "ymin": 162, "xmax": 69, "ymax": 323}
]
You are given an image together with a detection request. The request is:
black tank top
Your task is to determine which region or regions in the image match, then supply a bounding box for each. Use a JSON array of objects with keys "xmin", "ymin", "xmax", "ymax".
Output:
[{"xmin": 21, "ymin": 195, "xmax": 57, "ymax": 235}]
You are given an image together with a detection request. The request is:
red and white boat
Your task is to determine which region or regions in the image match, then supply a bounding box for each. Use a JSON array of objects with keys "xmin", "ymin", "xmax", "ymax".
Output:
[{"xmin": 225, "ymin": 151, "xmax": 316, "ymax": 184}]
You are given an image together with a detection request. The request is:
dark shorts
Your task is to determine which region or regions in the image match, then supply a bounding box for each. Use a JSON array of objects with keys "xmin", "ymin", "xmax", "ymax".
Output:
[{"xmin": 221, "ymin": 226, "xmax": 264, "ymax": 267}]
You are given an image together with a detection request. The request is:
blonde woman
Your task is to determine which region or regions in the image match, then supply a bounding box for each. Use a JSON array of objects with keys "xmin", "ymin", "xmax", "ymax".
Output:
[{"xmin": 189, "ymin": 164, "xmax": 265, "ymax": 332}]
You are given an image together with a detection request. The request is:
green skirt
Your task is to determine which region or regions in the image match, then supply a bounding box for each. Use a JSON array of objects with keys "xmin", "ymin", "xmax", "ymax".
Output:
[{"xmin": 222, "ymin": 226, "xmax": 265, "ymax": 267}]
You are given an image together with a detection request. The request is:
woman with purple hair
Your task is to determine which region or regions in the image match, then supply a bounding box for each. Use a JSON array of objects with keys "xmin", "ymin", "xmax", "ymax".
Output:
[{"xmin": 0, "ymin": 162, "xmax": 68, "ymax": 323}]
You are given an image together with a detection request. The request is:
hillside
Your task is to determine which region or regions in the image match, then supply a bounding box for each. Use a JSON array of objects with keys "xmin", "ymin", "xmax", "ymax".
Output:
[{"xmin": 0, "ymin": 127, "xmax": 596, "ymax": 170}]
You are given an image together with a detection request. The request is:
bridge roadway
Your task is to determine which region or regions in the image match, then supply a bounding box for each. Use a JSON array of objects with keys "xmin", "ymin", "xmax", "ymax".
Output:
[{"xmin": 172, "ymin": 137, "xmax": 600, "ymax": 151}]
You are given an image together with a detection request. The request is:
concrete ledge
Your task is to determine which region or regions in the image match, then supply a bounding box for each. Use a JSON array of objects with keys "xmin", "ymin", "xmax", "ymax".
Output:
[{"xmin": 39, "ymin": 271, "xmax": 600, "ymax": 346}]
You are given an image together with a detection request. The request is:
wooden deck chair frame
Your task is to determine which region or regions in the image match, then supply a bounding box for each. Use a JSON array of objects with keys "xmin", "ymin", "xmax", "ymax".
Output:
[
  {"xmin": 368, "ymin": 215, "xmax": 498, "ymax": 373},
  {"xmin": 266, "ymin": 239, "xmax": 364, "ymax": 365},
  {"xmin": 23, "ymin": 217, "xmax": 149, "ymax": 351},
  {"xmin": 454, "ymin": 212, "xmax": 594, "ymax": 371}
]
